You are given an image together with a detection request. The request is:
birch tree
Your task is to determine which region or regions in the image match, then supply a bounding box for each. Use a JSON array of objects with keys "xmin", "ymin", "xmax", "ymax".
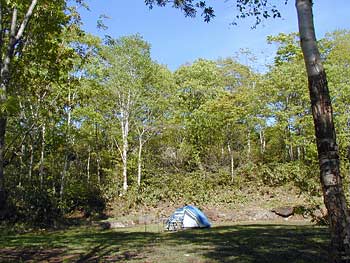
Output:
[
  {"xmin": 0, "ymin": 0, "xmax": 38, "ymax": 209},
  {"xmin": 134, "ymin": 64, "xmax": 175, "ymax": 186},
  {"xmin": 100, "ymin": 35, "xmax": 154, "ymax": 192},
  {"xmin": 0, "ymin": 0, "xmax": 73, "ymax": 209}
]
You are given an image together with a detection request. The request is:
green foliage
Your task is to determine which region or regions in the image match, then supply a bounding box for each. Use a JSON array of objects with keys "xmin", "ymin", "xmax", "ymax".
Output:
[
  {"xmin": 257, "ymin": 162, "xmax": 320, "ymax": 194},
  {"xmin": 7, "ymin": 186, "xmax": 61, "ymax": 227},
  {"xmin": 267, "ymin": 33, "xmax": 302, "ymax": 65},
  {"xmin": 0, "ymin": 96, "xmax": 19, "ymax": 115},
  {"xmin": 62, "ymin": 183, "xmax": 106, "ymax": 217},
  {"xmin": 4, "ymin": 26, "xmax": 350, "ymax": 228},
  {"xmin": 115, "ymin": 171, "xmax": 246, "ymax": 213}
]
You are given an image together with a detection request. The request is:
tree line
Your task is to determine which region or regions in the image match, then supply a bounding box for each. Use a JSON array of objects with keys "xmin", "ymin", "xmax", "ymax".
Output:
[{"xmin": 1, "ymin": 20, "xmax": 350, "ymax": 220}]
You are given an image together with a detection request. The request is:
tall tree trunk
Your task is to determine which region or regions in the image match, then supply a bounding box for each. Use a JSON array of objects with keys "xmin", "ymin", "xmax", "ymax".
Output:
[
  {"xmin": 39, "ymin": 124, "xmax": 45, "ymax": 188},
  {"xmin": 121, "ymin": 116, "xmax": 129, "ymax": 192},
  {"xmin": 60, "ymin": 155, "xmax": 69, "ymax": 200},
  {"xmin": 18, "ymin": 145, "xmax": 25, "ymax": 187},
  {"xmin": 297, "ymin": 146, "xmax": 301, "ymax": 160},
  {"xmin": 137, "ymin": 137, "xmax": 143, "ymax": 187},
  {"xmin": 117, "ymin": 90, "xmax": 132, "ymax": 193},
  {"xmin": 95, "ymin": 124, "xmax": 101, "ymax": 184},
  {"xmin": 227, "ymin": 144, "xmax": 234, "ymax": 182},
  {"xmin": 136, "ymin": 127, "xmax": 149, "ymax": 187},
  {"xmin": 122, "ymin": 132, "xmax": 128, "ymax": 192},
  {"xmin": 289, "ymin": 144, "xmax": 294, "ymax": 161},
  {"xmin": 87, "ymin": 147, "xmax": 90, "ymax": 183},
  {"xmin": 0, "ymin": 117, "xmax": 6, "ymax": 208},
  {"xmin": 28, "ymin": 143, "xmax": 34, "ymax": 180},
  {"xmin": 61, "ymin": 88, "xmax": 72, "ymax": 199},
  {"xmin": 296, "ymin": 0, "xmax": 350, "ymax": 261},
  {"xmin": 259, "ymin": 129, "xmax": 266, "ymax": 154},
  {"xmin": 96, "ymin": 156, "xmax": 101, "ymax": 184},
  {"xmin": 247, "ymin": 129, "xmax": 251, "ymax": 159}
]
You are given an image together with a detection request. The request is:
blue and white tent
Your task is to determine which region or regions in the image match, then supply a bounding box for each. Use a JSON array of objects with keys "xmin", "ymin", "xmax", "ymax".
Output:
[{"xmin": 165, "ymin": 205, "xmax": 211, "ymax": 230}]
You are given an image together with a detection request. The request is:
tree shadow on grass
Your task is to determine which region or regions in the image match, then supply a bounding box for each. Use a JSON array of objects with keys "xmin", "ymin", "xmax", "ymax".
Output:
[
  {"xmin": 0, "ymin": 227, "xmax": 159, "ymax": 262},
  {"xmin": 0, "ymin": 223, "xmax": 330, "ymax": 262},
  {"xmin": 168, "ymin": 224, "xmax": 330, "ymax": 263}
]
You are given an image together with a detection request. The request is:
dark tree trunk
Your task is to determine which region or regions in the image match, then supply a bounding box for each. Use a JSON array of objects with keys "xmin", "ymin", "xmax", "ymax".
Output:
[
  {"xmin": 296, "ymin": 0, "xmax": 350, "ymax": 261},
  {"xmin": 0, "ymin": 116, "xmax": 7, "ymax": 209}
]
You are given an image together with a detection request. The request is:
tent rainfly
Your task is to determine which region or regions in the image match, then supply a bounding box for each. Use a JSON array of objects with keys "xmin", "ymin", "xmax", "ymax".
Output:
[{"xmin": 165, "ymin": 205, "xmax": 211, "ymax": 231}]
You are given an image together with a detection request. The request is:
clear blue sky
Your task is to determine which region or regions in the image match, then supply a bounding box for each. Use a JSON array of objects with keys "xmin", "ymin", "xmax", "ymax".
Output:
[{"xmin": 76, "ymin": 0, "xmax": 350, "ymax": 71}]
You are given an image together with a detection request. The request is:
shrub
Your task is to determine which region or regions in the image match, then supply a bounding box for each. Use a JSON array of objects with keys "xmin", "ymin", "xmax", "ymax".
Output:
[
  {"xmin": 7, "ymin": 186, "xmax": 61, "ymax": 227},
  {"xmin": 62, "ymin": 182, "xmax": 106, "ymax": 217}
]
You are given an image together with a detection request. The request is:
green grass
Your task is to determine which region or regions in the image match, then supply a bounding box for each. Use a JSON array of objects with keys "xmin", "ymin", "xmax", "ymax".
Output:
[{"xmin": 0, "ymin": 221, "xmax": 330, "ymax": 262}]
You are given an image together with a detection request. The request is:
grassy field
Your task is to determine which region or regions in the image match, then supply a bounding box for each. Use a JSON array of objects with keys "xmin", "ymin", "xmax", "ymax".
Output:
[{"xmin": 0, "ymin": 221, "xmax": 330, "ymax": 262}]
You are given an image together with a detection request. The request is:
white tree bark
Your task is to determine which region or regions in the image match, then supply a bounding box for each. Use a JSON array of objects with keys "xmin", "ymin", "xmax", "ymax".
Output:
[
  {"xmin": 39, "ymin": 124, "xmax": 46, "ymax": 188},
  {"xmin": 137, "ymin": 135, "xmax": 143, "ymax": 187},
  {"xmin": 136, "ymin": 127, "xmax": 147, "ymax": 187},
  {"xmin": 60, "ymin": 155, "xmax": 69, "ymax": 199},
  {"xmin": 97, "ymin": 156, "xmax": 101, "ymax": 184},
  {"xmin": 116, "ymin": 89, "xmax": 132, "ymax": 193},
  {"xmin": 227, "ymin": 144, "xmax": 234, "ymax": 182},
  {"xmin": 247, "ymin": 129, "xmax": 251, "ymax": 159},
  {"xmin": 28, "ymin": 144, "xmax": 34, "ymax": 180},
  {"xmin": 60, "ymin": 88, "xmax": 73, "ymax": 199},
  {"xmin": 259, "ymin": 129, "xmax": 266, "ymax": 154},
  {"xmin": 87, "ymin": 146, "xmax": 91, "ymax": 183},
  {"xmin": 121, "ymin": 116, "xmax": 129, "ymax": 192}
]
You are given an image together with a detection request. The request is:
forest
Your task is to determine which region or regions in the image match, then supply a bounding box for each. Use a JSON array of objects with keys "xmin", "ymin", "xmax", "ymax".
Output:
[
  {"xmin": 1, "ymin": 0, "xmax": 350, "ymax": 223},
  {"xmin": 0, "ymin": 0, "xmax": 350, "ymax": 262}
]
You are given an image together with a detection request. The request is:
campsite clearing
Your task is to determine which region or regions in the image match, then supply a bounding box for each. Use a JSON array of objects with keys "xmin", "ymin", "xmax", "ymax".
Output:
[{"xmin": 0, "ymin": 221, "xmax": 329, "ymax": 262}]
